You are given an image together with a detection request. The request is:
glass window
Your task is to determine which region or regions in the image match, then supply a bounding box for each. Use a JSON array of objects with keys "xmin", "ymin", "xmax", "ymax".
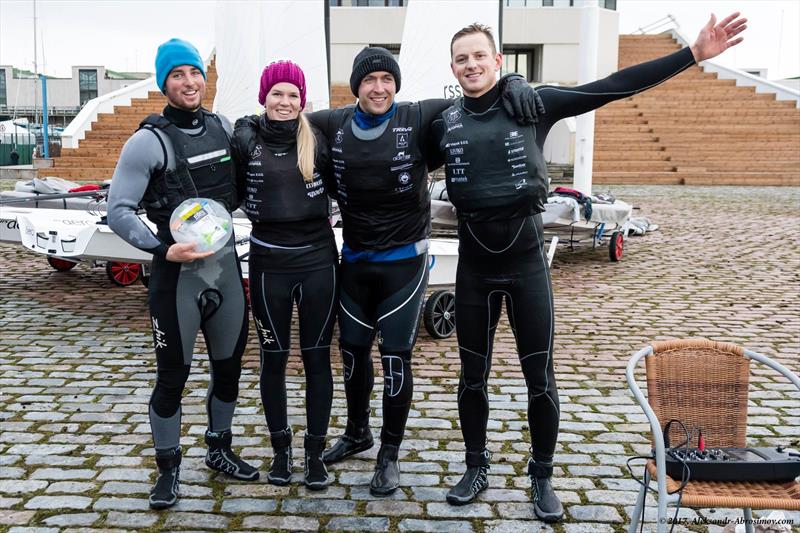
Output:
[
  {"xmin": 79, "ymin": 69, "xmax": 98, "ymax": 106},
  {"xmin": 502, "ymin": 49, "xmax": 535, "ymax": 82},
  {"xmin": 0, "ymin": 69, "xmax": 6, "ymax": 107}
]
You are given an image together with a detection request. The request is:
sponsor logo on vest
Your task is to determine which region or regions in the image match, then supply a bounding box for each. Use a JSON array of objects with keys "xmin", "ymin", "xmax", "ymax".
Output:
[
  {"xmin": 509, "ymin": 131, "xmax": 519, "ymax": 137},
  {"xmin": 335, "ymin": 129, "xmax": 344, "ymax": 144},
  {"xmin": 447, "ymin": 109, "xmax": 461, "ymax": 123},
  {"xmin": 508, "ymin": 147, "xmax": 524, "ymax": 155},
  {"xmin": 515, "ymin": 178, "xmax": 528, "ymax": 190},
  {"xmin": 398, "ymin": 172, "xmax": 411, "ymax": 185},
  {"xmin": 445, "ymin": 139, "xmax": 468, "ymax": 148},
  {"xmin": 391, "ymin": 162, "xmax": 413, "ymax": 172},
  {"xmin": 392, "ymin": 151, "xmax": 411, "ymax": 162},
  {"xmin": 250, "ymin": 144, "xmax": 262, "ymax": 158},
  {"xmin": 396, "ymin": 132, "xmax": 409, "ymax": 149},
  {"xmin": 248, "ymin": 160, "xmax": 262, "ymax": 167},
  {"xmin": 449, "ymin": 147, "xmax": 464, "ymax": 155}
]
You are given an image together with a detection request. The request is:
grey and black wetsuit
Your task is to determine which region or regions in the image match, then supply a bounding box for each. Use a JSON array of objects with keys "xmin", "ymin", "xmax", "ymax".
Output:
[
  {"xmin": 231, "ymin": 115, "xmax": 338, "ymax": 440},
  {"xmin": 430, "ymin": 47, "xmax": 696, "ymax": 472},
  {"xmin": 107, "ymin": 105, "xmax": 247, "ymax": 452}
]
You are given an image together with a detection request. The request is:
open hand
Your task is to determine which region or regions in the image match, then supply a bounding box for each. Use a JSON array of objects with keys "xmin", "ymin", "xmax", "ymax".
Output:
[
  {"xmin": 690, "ymin": 12, "xmax": 747, "ymax": 63},
  {"xmin": 166, "ymin": 242, "xmax": 213, "ymax": 263}
]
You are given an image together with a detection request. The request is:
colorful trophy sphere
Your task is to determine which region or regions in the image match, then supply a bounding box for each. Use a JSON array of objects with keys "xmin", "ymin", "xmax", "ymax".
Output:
[{"xmin": 169, "ymin": 198, "xmax": 233, "ymax": 254}]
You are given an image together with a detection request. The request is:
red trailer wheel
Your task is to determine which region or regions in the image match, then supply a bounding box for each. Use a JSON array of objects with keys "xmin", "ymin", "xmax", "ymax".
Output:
[
  {"xmin": 106, "ymin": 262, "xmax": 142, "ymax": 286},
  {"xmin": 609, "ymin": 231, "xmax": 624, "ymax": 262},
  {"xmin": 47, "ymin": 256, "xmax": 77, "ymax": 272}
]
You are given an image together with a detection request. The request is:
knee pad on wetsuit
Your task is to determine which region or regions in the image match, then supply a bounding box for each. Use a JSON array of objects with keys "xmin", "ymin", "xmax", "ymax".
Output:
[
  {"xmin": 379, "ymin": 349, "xmax": 411, "ymax": 398},
  {"xmin": 152, "ymin": 365, "xmax": 191, "ymax": 418},
  {"xmin": 198, "ymin": 289, "xmax": 223, "ymax": 321},
  {"xmin": 209, "ymin": 356, "xmax": 242, "ymax": 403},
  {"xmin": 339, "ymin": 341, "xmax": 371, "ymax": 382}
]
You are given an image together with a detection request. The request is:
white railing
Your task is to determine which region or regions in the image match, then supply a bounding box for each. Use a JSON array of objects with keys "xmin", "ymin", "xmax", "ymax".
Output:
[
  {"xmin": 666, "ymin": 27, "xmax": 800, "ymax": 108},
  {"xmin": 60, "ymin": 77, "xmax": 159, "ymax": 149}
]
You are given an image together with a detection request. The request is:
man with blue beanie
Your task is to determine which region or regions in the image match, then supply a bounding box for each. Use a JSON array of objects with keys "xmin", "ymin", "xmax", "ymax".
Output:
[{"xmin": 108, "ymin": 38, "xmax": 257, "ymax": 510}]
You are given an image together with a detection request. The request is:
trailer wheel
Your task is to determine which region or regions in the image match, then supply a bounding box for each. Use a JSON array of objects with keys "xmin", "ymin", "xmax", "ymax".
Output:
[
  {"xmin": 47, "ymin": 256, "xmax": 77, "ymax": 272},
  {"xmin": 106, "ymin": 261, "xmax": 142, "ymax": 286},
  {"xmin": 423, "ymin": 290, "xmax": 456, "ymax": 339},
  {"xmin": 609, "ymin": 231, "xmax": 624, "ymax": 262}
]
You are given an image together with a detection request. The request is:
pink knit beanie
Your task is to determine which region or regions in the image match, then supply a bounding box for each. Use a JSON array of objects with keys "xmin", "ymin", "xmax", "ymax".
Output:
[{"xmin": 258, "ymin": 60, "xmax": 307, "ymax": 109}]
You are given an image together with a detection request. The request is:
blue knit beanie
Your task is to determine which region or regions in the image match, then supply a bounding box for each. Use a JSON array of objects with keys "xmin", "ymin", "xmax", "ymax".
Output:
[{"xmin": 155, "ymin": 38, "xmax": 206, "ymax": 94}]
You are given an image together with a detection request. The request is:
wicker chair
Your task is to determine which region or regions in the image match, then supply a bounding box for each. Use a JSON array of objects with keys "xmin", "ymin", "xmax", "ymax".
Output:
[{"xmin": 625, "ymin": 339, "xmax": 800, "ymax": 533}]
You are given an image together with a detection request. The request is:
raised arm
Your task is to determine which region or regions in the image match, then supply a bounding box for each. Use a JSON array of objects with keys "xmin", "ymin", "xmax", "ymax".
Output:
[{"xmin": 537, "ymin": 12, "xmax": 746, "ymax": 125}]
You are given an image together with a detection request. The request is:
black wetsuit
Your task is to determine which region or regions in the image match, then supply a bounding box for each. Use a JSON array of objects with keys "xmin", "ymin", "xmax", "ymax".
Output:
[
  {"xmin": 231, "ymin": 115, "xmax": 338, "ymax": 439},
  {"xmin": 309, "ymin": 100, "xmax": 449, "ymax": 446},
  {"xmin": 108, "ymin": 105, "xmax": 247, "ymax": 452},
  {"xmin": 431, "ymin": 47, "xmax": 696, "ymax": 468}
]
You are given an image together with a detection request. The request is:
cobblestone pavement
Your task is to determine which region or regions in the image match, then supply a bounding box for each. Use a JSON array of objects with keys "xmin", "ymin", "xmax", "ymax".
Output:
[{"xmin": 1, "ymin": 185, "xmax": 798, "ymax": 533}]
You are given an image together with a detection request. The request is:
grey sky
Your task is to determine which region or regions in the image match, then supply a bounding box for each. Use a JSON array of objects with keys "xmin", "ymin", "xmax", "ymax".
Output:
[{"xmin": 1, "ymin": 0, "xmax": 798, "ymax": 80}]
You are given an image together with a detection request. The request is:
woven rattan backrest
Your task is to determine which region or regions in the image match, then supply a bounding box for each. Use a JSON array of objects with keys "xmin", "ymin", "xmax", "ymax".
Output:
[{"xmin": 645, "ymin": 339, "xmax": 750, "ymax": 449}]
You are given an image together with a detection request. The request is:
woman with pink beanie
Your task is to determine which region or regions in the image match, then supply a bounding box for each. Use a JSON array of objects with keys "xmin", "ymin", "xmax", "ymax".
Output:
[{"xmin": 231, "ymin": 61, "xmax": 337, "ymax": 490}]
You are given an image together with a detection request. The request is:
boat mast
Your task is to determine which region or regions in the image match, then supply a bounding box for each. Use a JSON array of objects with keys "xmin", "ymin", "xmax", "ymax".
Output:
[{"xmin": 33, "ymin": 0, "xmax": 39, "ymax": 129}]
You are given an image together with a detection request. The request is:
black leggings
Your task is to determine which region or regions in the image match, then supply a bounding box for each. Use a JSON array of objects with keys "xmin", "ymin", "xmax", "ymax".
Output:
[
  {"xmin": 337, "ymin": 253, "xmax": 428, "ymax": 447},
  {"xmin": 455, "ymin": 215, "xmax": 559, "ymax": 467},
  {"xmin": 250, "ymin": 264, "xmax": 338, "ymax": 438},
  {"xmin": 147, "ymin": 234, "xmax": 248, "ymax": 451}
]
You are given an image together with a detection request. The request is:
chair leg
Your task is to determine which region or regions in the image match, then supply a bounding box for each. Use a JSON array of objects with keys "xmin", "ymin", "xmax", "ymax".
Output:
[
  {"xmin": 743, "ymin": 508, "xmax": 754, "ymax": 533},
  {"xmin": 628, "ymin": 469, "xmax": 649, "ymax": 533}
]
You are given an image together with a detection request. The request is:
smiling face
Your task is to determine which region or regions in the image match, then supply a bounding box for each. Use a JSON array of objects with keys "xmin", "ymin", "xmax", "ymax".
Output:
[
  {"xmin": 450, "ymin": 32, "xmax": 502, "ymax": 98},
  {"xmin": 357, "ymin": 71, "xmax": 396, "ymax": 115},
  {"xmin": 264, "ymin": 82, "xmax": 302, "ymax": 121},
  {"xmin": 163, "ymin": 65, "xmax": 206, "ymax": 111}
]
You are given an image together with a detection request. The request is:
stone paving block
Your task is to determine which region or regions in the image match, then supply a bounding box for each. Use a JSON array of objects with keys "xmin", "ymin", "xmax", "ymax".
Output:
[
  {"xmin": 92, "ymin": 497, "xmax": 150, "ymax": 511},
  {"xmin": 281, "ymin": 498, "xmax": 356, "ymax": 515},
  {"xmin": 240, "ymin": 515, "xmax": 320, "ymax": 530},
  {"xmin": 365, "ymin": 500, "xmax": 423, "ymax": 515},
  {"xmin": 427, "ymin": 501, "xmax": 494, "ymax": 518},
  {"xmin": 567, "ymin": 504, "xmax": 623, "ymax": 522},
  {"xmin": 103, "ymin": 511, "xmax": 158, "ymax": 528},
  {"xmin": 485, "ymin": 520, "xmax": 555, "ymax": 533},
  {"xmin": 326, "ymin": 516, "xmax": 390, "ymax": 532},
  {"xmin": 0, "ymin": 480, "xmax": 48, "ymax": 494},
  {"xmin": 398, "ymin": 518, "xmax": 475, "ymax": 532},
  {"xmin": 0, "ymin": 511, "xmax": 37, "ymax": 526},
  {"xmin": 163, "ymin": 512, "xmax": 228, "ymax": 529},
  {"xmin": 29, "ymin": 469, "xmax": 95, "ymax": 480},
  {"xmin": 24, "ymin": 495, "xmax": 93, "ymax": 510},
  {"xmin": 44, "ymin": 481, "xmax": 97, "ymax": 494},
  {"xmin": 41, "ymin": 513, "xmax": 100, "ymax": 526},
  {"xmin": 220, "ymin": 498, "xmax": 278, "ymax": 513}
]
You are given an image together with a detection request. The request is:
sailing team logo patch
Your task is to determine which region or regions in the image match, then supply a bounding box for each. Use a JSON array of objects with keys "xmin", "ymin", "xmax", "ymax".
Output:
[
  {"xmin": 398, "ymin": 172, "xmax": 411, "ymax": 185},
  {"xmin": 335, "ymin": 128, "xmax": 344, "ymax": 144},
  {"xmin": 447, "ymin": 109, "xmax": 461, "ymax": 123}
]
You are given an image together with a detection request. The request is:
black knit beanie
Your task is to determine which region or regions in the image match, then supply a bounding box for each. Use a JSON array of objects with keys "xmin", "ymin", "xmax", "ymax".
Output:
[{"xmin": 349, "ymin": 47, "xmax": 401, "ymax": 97}]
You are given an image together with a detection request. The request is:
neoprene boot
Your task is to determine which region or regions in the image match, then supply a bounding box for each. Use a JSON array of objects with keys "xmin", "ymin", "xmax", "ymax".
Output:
[
  {"xmin": 446, "ymin": 450, "xmax": 490, "ymax": 505},
  {"xmin": 149, "ymin": 447, "xmax": 181, "ymax": 510},
  {"xmin": 204, "ymin": 430, "xmax": 260, "ymax": 481},
  {"xmin": 528, "ymin": 458, "xmax": 563, "ymax": 523},
  {"xmin": 304, "ymin": 434, "xmax": 330, "ymax": 490},
  {"xmin": 322, "ymin": 422, "xmax": 374, "ymax": 465},
  {"xmin": 369, "ymin": 443, "xmax": 400, "ymax": 496},
  {"xmin": 267, "ymin": 427, "xmax": 293, "ymax": 485}
]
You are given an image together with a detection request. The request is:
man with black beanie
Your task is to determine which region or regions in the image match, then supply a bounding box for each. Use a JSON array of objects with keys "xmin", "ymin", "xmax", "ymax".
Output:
[{"xmin": 307, "ymin": 46, "xmax": 541, "ymax": 496}]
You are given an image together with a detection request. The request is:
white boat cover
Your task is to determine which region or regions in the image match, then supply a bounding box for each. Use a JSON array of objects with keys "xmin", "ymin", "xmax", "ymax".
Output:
[
  {"xmin": 213, "ymin": 0, "xmax": 330, "ymax": 121},
  {"xmin": 398, "ymin": 0, "xmax": 499, "ymax": 102}
]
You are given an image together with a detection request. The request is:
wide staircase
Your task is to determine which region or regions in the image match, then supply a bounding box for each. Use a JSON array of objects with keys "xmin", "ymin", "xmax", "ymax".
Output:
[
  {"xmin": 593, "ymin": 34, "xmax": 800, "ymax": 186},
  {"xmin": 42, "ymin": 61, "xmax": 218, "ymax": 183}
]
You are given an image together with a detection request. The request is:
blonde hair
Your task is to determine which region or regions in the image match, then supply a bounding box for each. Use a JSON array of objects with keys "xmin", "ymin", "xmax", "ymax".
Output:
[{"xmin": 296, "ymin": 112, "xmax": 317, "ymax": 182}]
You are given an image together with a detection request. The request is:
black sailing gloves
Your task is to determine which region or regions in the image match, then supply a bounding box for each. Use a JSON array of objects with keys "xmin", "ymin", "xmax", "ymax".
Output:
[{"xmin": 499, "ymin": 74, "xmax": 546, "ymax": 126}]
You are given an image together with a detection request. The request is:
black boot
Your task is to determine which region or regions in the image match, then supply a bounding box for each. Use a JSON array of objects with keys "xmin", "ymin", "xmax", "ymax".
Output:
[
  {"xmin": 149, "ymin": 447, "xmax": 181, "ymax": 510},
  {"xmin": 304, "ymin": 434, "xmax": 330, "ymax": 490},
  {"xmin": 267, "ymin": 427, "xmax": 293, "ymax": 485},
  {"xmin": 370, "ymin": 444, "xmax": 400, "ymax": 496},
  {"xmin": 204, "ymin": 430, "xmax": 260, "ymax": 481},
  {"xmin": 322, "ymin": 423, "xmax": 374, "ymax": 465},
  {"xmin": 446, "ymin": 450, "xmax": 490, "ymax": 505},
  {"xmin": 528, "ymin": 459, "xmax": 563, "ymax": 523}
]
